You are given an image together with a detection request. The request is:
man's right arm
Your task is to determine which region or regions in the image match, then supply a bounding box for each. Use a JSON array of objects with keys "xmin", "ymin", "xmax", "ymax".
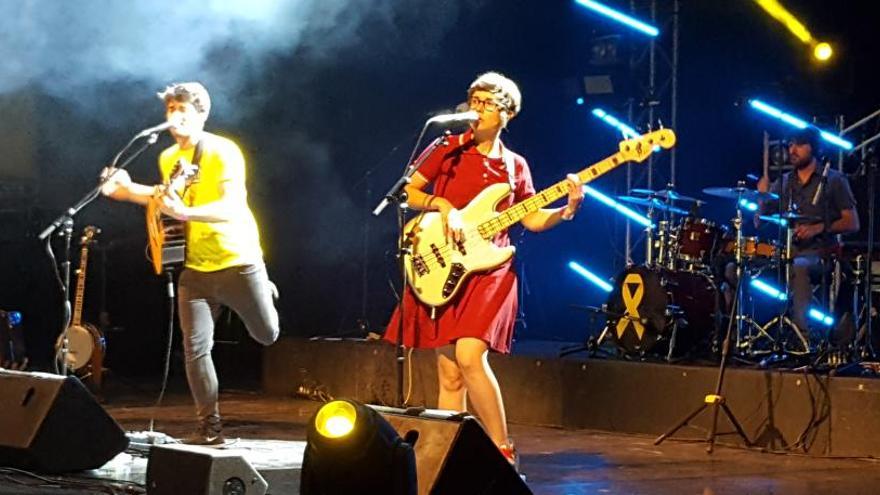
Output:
[{"xmin": 100, "ymin": 167, "xmax": 157, "ymax": 206}]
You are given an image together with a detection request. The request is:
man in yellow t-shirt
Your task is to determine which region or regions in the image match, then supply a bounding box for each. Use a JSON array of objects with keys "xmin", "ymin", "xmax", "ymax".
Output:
[{"xmin": 100, "ymin": 82, "xmax": 279, "ymax": 445}]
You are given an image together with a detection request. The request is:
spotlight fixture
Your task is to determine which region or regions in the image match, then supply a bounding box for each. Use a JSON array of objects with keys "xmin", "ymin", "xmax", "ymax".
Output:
[{"xmin": 301, "ymin": 399, "xmax": 417, "ymax": 495}]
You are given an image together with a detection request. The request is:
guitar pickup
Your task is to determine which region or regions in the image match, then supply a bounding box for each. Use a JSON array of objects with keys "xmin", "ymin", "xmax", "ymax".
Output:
[
  {"xmin": 442, "ymin": 263, "xmax": 465, "ymax": 298},
  {"xmin": 430, "ymin": 244, "xmax": 446, "ymax": 268},
  {"xmin": 455, "ymin": 240, "xmax": 467, "ymax": 255}
]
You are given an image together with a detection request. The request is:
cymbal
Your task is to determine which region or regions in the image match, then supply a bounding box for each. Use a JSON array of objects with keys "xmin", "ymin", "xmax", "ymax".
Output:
[
  {"xmin": 617, "ymin": 196, "xmax": 689, "ymax": 215},
  {"xmin": 759, "ymin": 212, "xmax": 821, "ymax": 224},
  {"xmin": 702, "ymin": 186, "xmax": 778, "ymax": 202},
  {"xmin": 629, "ymin": 188, "xmax": 703, "ymax": 203}
]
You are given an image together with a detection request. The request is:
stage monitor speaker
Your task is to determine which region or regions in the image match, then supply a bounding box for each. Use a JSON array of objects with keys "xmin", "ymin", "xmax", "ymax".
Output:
[
  {"xmin": 146, "ymin": 444, "xmax": 268, "ymax": 495},
  {"xmin": 0, "ymin": 370, "xmax": 128, "ymax": 473},
  {"xmin": 377, "ymin": 408, "xmax": 531, "ymax": 495}
]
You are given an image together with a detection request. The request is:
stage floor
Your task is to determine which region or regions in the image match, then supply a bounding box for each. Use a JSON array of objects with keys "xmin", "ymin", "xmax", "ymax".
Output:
[{"xmin": 3, "ymin": 387, "xmax": 880, "ymax": 494}]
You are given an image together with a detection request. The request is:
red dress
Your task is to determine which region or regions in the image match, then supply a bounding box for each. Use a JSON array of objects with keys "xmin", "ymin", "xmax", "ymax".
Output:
[{"xmin": 384, "ymin": 131, "xmax": 536, "ymax": 354}]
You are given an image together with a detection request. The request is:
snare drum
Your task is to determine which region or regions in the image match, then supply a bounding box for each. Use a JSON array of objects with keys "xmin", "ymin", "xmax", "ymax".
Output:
[
  {"xmin": 606, "ymin": 266, "xmax": 719, "ymax": 357},
  {"xmin": 677, "ymin": 218, "xmax": 723, "ymax": 268}
]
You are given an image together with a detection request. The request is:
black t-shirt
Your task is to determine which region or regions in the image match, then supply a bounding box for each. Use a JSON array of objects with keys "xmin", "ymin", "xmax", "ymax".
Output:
[{"xmin": 762, "ymin": 167, "xmax": 857, "ymax": 251}]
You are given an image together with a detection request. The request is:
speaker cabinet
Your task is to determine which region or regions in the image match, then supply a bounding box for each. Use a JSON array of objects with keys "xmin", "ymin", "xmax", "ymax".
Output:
[
  {"xmin": 0, "ymin": 370, "xmax": 128, "ymax": 473},
  {"xmin": 378, "ymin": 409, "xmax": 531, "ymax": 495},
  {"xmin": 146, "ymin": 444, "xmax": 268, "ymax": 495}
]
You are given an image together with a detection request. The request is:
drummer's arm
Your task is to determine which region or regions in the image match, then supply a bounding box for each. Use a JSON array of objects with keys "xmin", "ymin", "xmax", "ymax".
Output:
[{"xmin": 831, "ymin": 208, "xmax": 859, "ymax": 235}]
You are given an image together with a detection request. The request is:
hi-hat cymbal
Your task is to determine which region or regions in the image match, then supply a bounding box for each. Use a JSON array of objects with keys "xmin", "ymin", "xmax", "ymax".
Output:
[
  {"xmin": 629, "ymin": 188, "xmax": 703, "ymax": 203},
  {"xmin": 617, "ymin": 196, "xmax": 689, "ymax": 215},
  {"xmin": 702, "ymin": 186, "xmax": 778, "ymax": 202}
]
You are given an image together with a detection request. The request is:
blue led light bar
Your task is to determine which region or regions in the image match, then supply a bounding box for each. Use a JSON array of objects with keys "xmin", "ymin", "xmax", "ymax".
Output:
[
  {"xmin": 568, "ymin": 261, "xmax": 614, "ymax": 293},
  {"xmin": 583, "ymin": 185, "xmax": 653, "ymax": 228},
  {"xmin": 750, "ymin": 279, "xmax": 788, "ymax": 301},
  {"xmin": 739, "ymin": 198, "xmax": 758, "ymax": 212},
  {"xmin": 750, "ymin": 279, "xmax": 835, "ymax": 326},
  {"xmin": 591, "ymin": 108, "xmax": 639, "ymax": 138},
  {"xmin": 574, "ymin": 0, "xmax": 659, "ymax": 37},
  {"xmin": 748, "ymin": 99, "xmax": 854, "ymax": 150}
]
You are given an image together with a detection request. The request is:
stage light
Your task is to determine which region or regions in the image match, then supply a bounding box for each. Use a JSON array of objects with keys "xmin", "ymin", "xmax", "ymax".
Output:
[
  {"xmin": 591, "ymin": 108, "xmax": 639, "ymax": 138},
  {"xmin": 739, "ymin": 198, "xmax": 759, "ymax": 212},
  {"xmin": 750, "ymin": 279, "xmax": 835, "ymax": 326},
  {"xmin": 583, "ymin": 185, "xmax": 653, "ymax": 228},
  {"xmin": 809, "ymin": 308, "xmax": 835, "ymax": 326},
  {"xmin": 301, "ymin": 399, "xmax": 416, "ymax": 495},
  {"xmin": 818, "ymin": 130, "xmax": 853, "ymax": 150},
  {"xmin": 574, "ymin": 0, "xmax": 659, "ymax": 37},
  {"xmin": 576, "ymin": 97, "xmax": 585, "ymax": 105},
  {"xmin": 750, "ymin": 279, "xmax": 788, "ymax": 301},
  {"xmin": 568, "ymin": 261, "xmax": 614, "ymax": 293},
  {"xmin": 748, "ymin": 99, "xmax": 854, "ymax": 150},
  {"xmin": 749, "ymin": 99, "xmax": 808, "ymax": 129},
  {"xmin": 754, "ymin": 0, "xmax": 812, "ymax": 43},
  {"xmin": 813, "ymin": 42, "xmax": 833, "ymax": 61},
  {"xmin": 314, "ymin": 400, "xmax": 356, "ymax": 439}
]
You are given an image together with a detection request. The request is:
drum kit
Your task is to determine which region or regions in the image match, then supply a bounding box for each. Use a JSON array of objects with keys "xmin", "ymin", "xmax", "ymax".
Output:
[{"xmin": 598, "ymin": 180, "xmax": 829, "ymax": 363}]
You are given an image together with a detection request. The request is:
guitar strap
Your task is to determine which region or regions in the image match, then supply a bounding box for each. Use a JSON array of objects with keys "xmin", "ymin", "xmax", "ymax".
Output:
[{"xmin": 181, "ymin": 139, "xmax": 205, "ymax": 203}]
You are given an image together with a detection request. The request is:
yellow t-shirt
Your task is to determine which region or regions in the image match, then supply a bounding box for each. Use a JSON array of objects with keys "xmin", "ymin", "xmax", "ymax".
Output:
[{"xmin": 158, "ymin": 133, "xmax": 263, "ymax": 272}]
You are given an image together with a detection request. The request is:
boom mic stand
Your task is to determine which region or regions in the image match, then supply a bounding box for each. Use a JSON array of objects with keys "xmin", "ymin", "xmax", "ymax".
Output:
[
  {"xmin": 39, "ymin": 128, "xmax": 165, "ymax": 376},
  {"xmin": 374, "ymin": 121, "xmax": 452, "ymax": 407}
]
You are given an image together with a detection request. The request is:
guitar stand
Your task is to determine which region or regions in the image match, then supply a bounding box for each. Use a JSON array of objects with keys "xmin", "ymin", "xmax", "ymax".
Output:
[{"xmin": 654, "ymin": 273, "xmax": 752, "ymax": 453}]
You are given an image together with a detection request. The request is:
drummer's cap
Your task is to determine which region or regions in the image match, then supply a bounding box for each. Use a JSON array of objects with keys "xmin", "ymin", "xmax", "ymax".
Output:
[{"xmin": 789, "ymin": 126, "xmax": 823, "ymax": 154}]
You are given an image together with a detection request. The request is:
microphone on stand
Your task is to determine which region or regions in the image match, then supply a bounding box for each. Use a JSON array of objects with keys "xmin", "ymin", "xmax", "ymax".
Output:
[
  {"xmin": 427, "ymin": 110, "xmax": 479, "ymax": 128},
  {"xmin": 812, "ymin": 160, "xmax": 832, "ymax": 206},
  {"xmin": 135, "ymin": 115, "xmax": 183, "ymax": 138}
]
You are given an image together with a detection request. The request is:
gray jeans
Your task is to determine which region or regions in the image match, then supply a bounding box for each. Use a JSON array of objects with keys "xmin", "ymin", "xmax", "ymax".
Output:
[
  {"xmin": 790, "ymin": 252, "xmax": 826, "ymax": 336},
  {"xmin": 178, "ymin": 263, "xmax": 280, "ymax": 421}
]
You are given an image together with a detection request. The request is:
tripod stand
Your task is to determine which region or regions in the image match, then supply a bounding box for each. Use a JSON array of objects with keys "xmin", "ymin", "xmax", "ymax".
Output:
[{"xmin": 654, "ymin": 267, "xmax": 752, "ymax": 453}]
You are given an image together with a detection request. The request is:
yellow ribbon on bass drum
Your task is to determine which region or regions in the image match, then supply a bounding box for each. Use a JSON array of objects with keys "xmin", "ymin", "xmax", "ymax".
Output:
[{"xmin": 616, "ymin": 273, "xmax": 646, "ymax": 340}]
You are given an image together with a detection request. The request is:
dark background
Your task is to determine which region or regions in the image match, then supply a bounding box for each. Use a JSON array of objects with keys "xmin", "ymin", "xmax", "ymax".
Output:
[{"xmin": 1, "ymin": 0, "xmax": 877, "ymax": 377}]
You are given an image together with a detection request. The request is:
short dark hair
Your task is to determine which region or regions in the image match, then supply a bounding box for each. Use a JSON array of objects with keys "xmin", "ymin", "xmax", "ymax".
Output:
[
  {"xmin": 157, "ymin": 82, "xmax": 211, "ymax": 117},
  {"xmin": 790, "ymin": 127, "xmax": 823, "ymax": 155}
]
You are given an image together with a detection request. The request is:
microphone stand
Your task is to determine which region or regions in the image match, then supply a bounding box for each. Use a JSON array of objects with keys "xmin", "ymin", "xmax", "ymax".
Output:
[
  {"xmin": 374, "ymin": 121, "xmax": 451, "ymax": 408},
  {"xmin": 39, "ymin": 130, "xmax": 164, "ymax": 376}
]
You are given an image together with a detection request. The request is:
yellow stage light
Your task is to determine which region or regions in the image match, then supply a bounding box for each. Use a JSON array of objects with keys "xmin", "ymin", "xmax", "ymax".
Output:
[
  {"xmin": 754, "ymin": 0, "xmax": 812, "ymax": 43},
  {"xmin": 314, "ymin": 400, "xmax": 357, "ymax": 439},
  {"xmin": 814, "ymin": 42, "xmax": 833, "ymax": 61}
]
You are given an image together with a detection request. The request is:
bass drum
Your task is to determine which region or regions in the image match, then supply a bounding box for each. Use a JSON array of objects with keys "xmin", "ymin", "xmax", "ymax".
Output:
[{"xmin": 606, "ymin": 266, "xmax": 719, "ymax": 357}]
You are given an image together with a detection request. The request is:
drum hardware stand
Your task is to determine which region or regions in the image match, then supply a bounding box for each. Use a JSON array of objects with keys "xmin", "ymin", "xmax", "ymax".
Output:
[
  {"xmin": 760, "ymin": 189, "xmax": 812, "ymax": 358},
  {"xmin": 832, "ymin": 146, "xmax": 879, "ymax": 374},
  {"xmin": 560, "ymin": 305, "xmax": 627, "ymax": 357},
  {"xmin": 654, "ymin": 271, "xmax": 752, "ymax": 452}
]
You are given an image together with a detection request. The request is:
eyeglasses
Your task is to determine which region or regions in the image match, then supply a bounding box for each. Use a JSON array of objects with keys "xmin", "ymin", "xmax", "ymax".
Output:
[{"xmin": 469, "ymin": 96, "xmax": 502, "ymax": 113}]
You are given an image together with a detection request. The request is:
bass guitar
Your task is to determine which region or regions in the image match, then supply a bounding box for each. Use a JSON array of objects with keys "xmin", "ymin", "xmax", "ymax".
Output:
[{"xmin": 402, "ymin": 129, "xmax": 676, "ymax": 308}]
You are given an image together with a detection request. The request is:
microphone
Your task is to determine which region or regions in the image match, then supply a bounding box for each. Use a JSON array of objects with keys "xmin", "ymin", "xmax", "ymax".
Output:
[
  {"xmin": 811, "ymin": 160, "xmax": 832, "ymax": 206},
  {"xmin": 136, "ymin": 116, "xmax": 182, "ymax": 137},
  {"xmin": 427, "ymin": 110, "xmax": 479, "ymax": 127}
]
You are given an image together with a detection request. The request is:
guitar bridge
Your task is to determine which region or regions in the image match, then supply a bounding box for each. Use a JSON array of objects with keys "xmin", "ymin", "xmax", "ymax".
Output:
[
  {"xmin": 412, "ymin": 255, "xmax": 429, "ymax": 276},
  {"xmin": 442, "ymin": 263, "xmax": 465, "ymax": 298}
]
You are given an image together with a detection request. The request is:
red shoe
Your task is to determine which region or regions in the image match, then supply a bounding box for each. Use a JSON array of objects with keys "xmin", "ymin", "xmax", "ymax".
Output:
[{"xmin": 498, "ymin": 442, "xmax": 520, "ymax": 473}]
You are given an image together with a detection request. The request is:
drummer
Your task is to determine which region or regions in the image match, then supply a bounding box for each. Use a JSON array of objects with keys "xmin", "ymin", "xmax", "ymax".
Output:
[{"xmin": 756, "ymin": 127, "xmax": 859, "ymax": 336}]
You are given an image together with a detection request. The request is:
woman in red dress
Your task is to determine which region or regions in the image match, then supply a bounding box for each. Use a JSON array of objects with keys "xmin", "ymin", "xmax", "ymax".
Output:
[{"xmin": 385, "ymin": 72, "xmax": 583, "ymax": 466}]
